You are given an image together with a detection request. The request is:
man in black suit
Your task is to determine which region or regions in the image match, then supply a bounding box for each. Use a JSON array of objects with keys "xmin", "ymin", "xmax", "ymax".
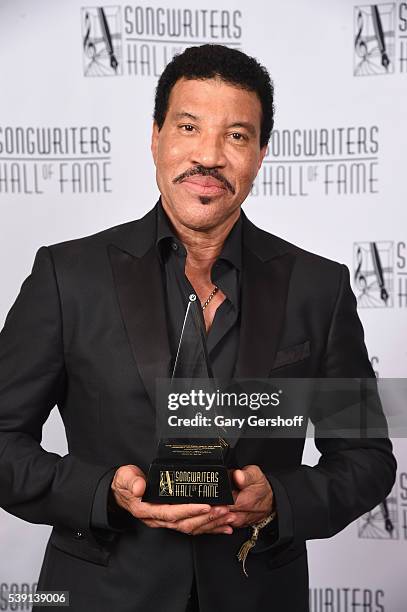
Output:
[{"xmin": 0, "ymin": 45, "xmax": 396, "ymax": 611}]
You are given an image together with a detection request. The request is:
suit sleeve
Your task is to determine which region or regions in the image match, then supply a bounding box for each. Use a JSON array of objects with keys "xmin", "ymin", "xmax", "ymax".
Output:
[
  {"xmin": 261, "ymin": 263, "xmax": 397, "ymax": 549},
  {"xmin": 90, "ymin": 468, "xmax": 138, "ymax": 531},
  {"xmin": 0, "ymin": 246, "xmax": 120, "ymax": 533}
]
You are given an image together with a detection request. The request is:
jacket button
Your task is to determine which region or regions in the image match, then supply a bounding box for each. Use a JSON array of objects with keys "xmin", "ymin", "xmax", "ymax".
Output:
[{"xmin": 74, "ymin": 531, "xmax": 84, "ymax": 539}]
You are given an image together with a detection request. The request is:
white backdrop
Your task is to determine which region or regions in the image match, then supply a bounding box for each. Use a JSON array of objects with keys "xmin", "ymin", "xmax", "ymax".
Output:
[{"xmin": 0, "ymin": 1, "xmax": 406, "ymax": 610}]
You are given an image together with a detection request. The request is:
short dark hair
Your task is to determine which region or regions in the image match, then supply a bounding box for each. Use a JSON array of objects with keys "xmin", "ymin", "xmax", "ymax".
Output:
[{"xmin": 153, "ymin": 44, "xmax": 274, "ymax": 149}]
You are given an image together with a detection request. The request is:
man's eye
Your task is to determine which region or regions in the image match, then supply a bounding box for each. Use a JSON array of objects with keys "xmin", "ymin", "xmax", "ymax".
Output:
[
  {"xmin": 180, "ymin": 124, "xmax": 195, "ymax": 132},
  {"xmin": 230, "ymin": 132, "xmax": 246, "ymax": 141}
]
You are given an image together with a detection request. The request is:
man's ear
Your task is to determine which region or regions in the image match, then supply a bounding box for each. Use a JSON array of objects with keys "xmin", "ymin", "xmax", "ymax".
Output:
[{"xmin": 151, "ymin": 121, "xmax": 159, "ymax": 165}]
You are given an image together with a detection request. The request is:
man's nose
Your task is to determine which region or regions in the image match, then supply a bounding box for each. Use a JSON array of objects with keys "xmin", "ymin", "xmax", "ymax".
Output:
[{"xmin": 190, "ymin": 132, "xmax": 227, "ymax": 168}]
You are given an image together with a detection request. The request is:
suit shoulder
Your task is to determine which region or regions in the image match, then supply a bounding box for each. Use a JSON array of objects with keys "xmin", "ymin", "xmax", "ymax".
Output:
[
  {"xmin": 45, "ymin": 219, "xmax": 137, "ymax": 255},
  {"xmin": 246, "ymin": 218, "xmax": 345, "ymax": 274},
  {"xmin": 276, "ymin": 233, "xmax": 343, "ymax": 272},
  {"xmin": 41, "ymin": 206, "xmax": 156, "ymax": 265}
]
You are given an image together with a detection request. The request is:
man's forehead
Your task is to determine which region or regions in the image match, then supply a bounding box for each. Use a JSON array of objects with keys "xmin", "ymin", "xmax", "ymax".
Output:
[
  {"xmin": 166, "ymin": 77, "xmax": 261, "ymax": 121},
  {"xmin": 168, "ymin": 76, "xmax": 256, "ymax": 98}
]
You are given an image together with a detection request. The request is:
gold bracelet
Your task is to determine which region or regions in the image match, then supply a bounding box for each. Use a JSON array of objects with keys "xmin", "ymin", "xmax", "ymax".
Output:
[{"xmin": 236, "ymin": 511, "xmax": 277, "ymax": 577}]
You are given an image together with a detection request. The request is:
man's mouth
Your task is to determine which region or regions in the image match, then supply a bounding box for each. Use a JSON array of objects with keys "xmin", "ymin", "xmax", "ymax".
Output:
[
  {"xmin": 173, "ymin": 165, "xmax": 235, "ymax": 196},
  {"xmin": 181, "ymin": 175, "xmax": 227, "ymax": 196}
]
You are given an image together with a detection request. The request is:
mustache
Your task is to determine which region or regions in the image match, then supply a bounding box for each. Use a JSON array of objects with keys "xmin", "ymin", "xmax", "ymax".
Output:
[{"xmin": 173, "ymin": 165, "xmax": 235, "ymax": 194}]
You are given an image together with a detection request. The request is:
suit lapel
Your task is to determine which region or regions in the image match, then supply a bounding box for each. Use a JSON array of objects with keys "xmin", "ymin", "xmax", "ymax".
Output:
[
  {"xmin": 227, "ymin": 218, "xmax": 296, "ymax": 451},
  {"xmin": 107, "ymin": 206, "xmax": 171, "ymax": 409},
  {"xmin": 234, "ymin": 223, "xmax": 296, "ymax": 379}
]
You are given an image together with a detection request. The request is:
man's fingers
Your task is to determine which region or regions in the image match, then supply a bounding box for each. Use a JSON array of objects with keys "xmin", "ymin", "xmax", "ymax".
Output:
[
  {"xmin": 142, "ymin": 519, "xmax": 233, "ymax": 535},
  {"xmin": 111, "ymin": 465, "xmax": 148, "ymax": 510},
  {"xmin": 142, "ymin": 507, "xmax": 263, "ymax": 533},
  {"xmin": 142, "ymin": 511, "xmax": 235, "ymax": 534},
  {"xmin": 112, "ymin": 465, "xmax": 147, "ymax": 497},
  {"xmin": 231, "ymin": 489, "xmax": 239, "ymax": 504},
  {"xmin": 153, "ymin": 503, "xmax": 211, "ymax": 522},
  {"xmin": 193, "ymin": 524, "xmax": 234, "ymax": 535},
  {"xmin": 135, "ymin": 502, "xmax": 211, "ymax": 522},
  {"xmin": 233, "ymin": 465, "xmax": 261, "ymax": 490},
  {"xmin": 176, "ymin": 510, "xmax": 234, "ymax": 534},
  {"xmin": 233, "ymin": 469, "xmax": 245, "ymax": 490},
  {"xmin": 121, "ymin": 476, "xmax": 146, "ymax": 498},
  {"xmin": 228, "ymin": 511, "xmax": 264, "ymax": 528}
]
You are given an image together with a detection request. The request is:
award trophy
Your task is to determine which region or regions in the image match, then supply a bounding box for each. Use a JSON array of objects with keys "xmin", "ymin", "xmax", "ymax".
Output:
[{"xmin": 143, "ymin": 294, "xmax": 234, "ymax": 504}]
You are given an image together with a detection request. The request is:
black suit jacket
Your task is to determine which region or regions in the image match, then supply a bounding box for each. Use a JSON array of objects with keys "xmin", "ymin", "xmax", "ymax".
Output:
[{"xmin": 0, "ymin": 203, "xmax": 396, "ymax": 612}]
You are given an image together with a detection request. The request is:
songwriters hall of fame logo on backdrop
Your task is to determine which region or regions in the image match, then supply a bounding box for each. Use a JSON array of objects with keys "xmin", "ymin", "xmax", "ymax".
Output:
[
  {"xmin": 81, "ymin": 6, "xmax": 242, "ymax": 77},
  {"xmin": 353, "ymin": 241, "xmax": 407, "ymax": 308},
  {"xmin": 250, "ymin": 125, "xmax": 380, "ymax": 199},
  {"xmin": 353, "ymin": 241, "xmax": 393, "ymax": 307},
  {"xmin": 353, "ymin": 3, "xmax": 407, "ymax": 75},
  {"xmin": 358, "ymin": 483, "xmax": 398, "ymax": 539},
  {"xmin": 82, "ymin": 7, "xmax": 122, "ymax": 76},
  {"xmin": 354, "ymin": 4, "xmax": 395, "ymax": 75},
  {"xmin": 358, "ymin": 473, "xmax": 407, "ymax": 541}
]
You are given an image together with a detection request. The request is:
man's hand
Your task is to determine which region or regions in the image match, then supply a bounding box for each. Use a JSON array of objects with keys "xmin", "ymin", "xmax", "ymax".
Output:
[
  {"xmin": 226, "ymin": 465, "xmax": 274, "ymax": 529},
  {"xmin": 111, "ymin": 464, "xmax": 274, "ymax": 535},
  {"xmin": 111, "ymin": 465, "xmax": 234, "ymax": 535}
]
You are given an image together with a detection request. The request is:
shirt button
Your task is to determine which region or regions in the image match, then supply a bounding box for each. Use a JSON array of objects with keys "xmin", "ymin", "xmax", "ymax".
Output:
[
  {"xmin": 171, "ymin": 242, "xmax": 178, "ymax": 251},
  {"xmin": 74, "ymin": 531, "xmax": 84, "ymax": 539}
]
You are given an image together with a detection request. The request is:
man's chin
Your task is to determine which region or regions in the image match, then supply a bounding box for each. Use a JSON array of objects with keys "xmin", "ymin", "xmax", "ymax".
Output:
[
  {"xmin": 198, "ymin": 195, "xmax": 213, "ymax": 205},
  {"xmin": 161, "ymin": 192, "xmax": 240, "ymax": 231},
  {"xmin": 178, "ymin": 209, "xmax": 239, "ymax": 233},
  {"xmin": 174, "ymin": 210, "xmax": 223, "ymax": 232}
]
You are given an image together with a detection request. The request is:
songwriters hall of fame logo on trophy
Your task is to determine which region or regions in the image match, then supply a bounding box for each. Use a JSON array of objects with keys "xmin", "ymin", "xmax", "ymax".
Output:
[
  {"xmin": 353, "ymin": 4, "xmax": 396, "ymax": 76},
  {"xmin": 159, "ymin": 471, "xmax": 175, "ymax": 497},
  {"xmin": 81, "ymin": 7, "xmax": 122, "ymax": 76},
  {"xmin": 353, "ymin": 241, "xmax": 393, "ymax": 307}
]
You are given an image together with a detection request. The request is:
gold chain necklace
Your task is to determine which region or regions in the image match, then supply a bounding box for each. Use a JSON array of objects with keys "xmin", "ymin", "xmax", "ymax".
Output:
[{"xmin": 201, "ymin": 285, "xmax": 219, "ymax": 310}]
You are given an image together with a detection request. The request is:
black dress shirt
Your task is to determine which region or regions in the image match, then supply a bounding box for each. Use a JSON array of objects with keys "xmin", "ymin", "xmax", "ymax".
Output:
[{"xmin": 155, "ymin": 199, "xmax": 242, "ymax": 381}]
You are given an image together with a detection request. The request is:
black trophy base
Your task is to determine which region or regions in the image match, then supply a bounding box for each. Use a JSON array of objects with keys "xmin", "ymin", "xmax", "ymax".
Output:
[{"xmin": 143, "ymin": 462, "xmax": 233, "ymax": 505}]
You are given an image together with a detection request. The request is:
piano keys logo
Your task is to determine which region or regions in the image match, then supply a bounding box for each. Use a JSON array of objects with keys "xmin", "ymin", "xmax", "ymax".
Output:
[
  {"xmin": 354, "ymin": 4, "xmax": 395, "ymax": 75},
  {"xmin": 82, "ymin": 7, "xmax": 122, "ymax": 76}
]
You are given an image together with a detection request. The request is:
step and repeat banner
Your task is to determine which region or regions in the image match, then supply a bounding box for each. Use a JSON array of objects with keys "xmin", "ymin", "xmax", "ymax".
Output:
[{"xmin": 0, "ymin": 0, "xmax": 406, "ymax": 610}]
